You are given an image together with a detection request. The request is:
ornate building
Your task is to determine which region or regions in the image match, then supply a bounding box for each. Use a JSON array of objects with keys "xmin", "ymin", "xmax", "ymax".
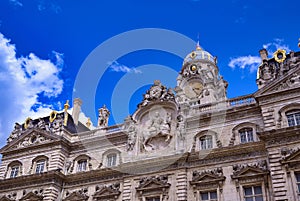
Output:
[{"xmin": 1, "ymin": 41, "xmax": 300, "ymax": 201}]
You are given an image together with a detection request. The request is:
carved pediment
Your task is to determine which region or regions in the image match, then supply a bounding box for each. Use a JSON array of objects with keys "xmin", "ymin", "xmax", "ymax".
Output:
[
  {"xmin": 255, "ymin": 67, "xmax": 300, "ymax": 97},
  {"xmin": 0, "ymin": 196, "xmax": 14, "ymax": 201},
  {"xmin": 190, "ymin": 168, "xmax": 225, "ymax": 186},
  {"xmin": 281, "ymin": 147, "xmax": 300, "ymax": 163},
  {"xmin": 136, "ymin": 175, "xmax": 170, "ymax": 192},
  {"xmin": 1, "ymin": 129, "xmax": 59, "ymax": 152},
  {"xmin": 232, "ymin": 160, "xmax": 268, "ymax": 179},
  {"xmin": 19, "ymin": 192, "xmax": 43, "ymax": 201},
  {"xmin": 93, "ymin": 184, "xmax": 120, "ymax": 199},
  {"xmin": 63, "ymin": 191, "xmax": 89, "ymax": 201}
]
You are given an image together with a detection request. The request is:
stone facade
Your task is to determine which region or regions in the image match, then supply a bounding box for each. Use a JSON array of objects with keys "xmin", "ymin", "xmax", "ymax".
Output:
[{"xmin": 1, "ymin": 44, "xmax": 300, "ymax": 201}]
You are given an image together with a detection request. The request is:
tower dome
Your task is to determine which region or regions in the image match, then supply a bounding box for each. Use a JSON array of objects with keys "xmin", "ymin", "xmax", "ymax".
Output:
[{"xmin": 182, "ymin": 42, "xmax": 216, "ymax": 67}]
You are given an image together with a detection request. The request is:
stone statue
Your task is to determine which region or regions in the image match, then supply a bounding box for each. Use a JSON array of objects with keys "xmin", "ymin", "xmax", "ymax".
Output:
[
  {"xmin": 126, "ymin": 124, "xmax": 137, "ymax": 151},
  {"xmin": 142, "ymin": 112, "xmax": 172, "ymax": 150},
  {"xmin": 215, "ymin": 76, "xmax": 228, "ymax": 100},
  {"xmin": 98, "ymin": 105, "xmax": 110, "ymax": 127},
  {"xmin": 52, "ymin": 114, "xmax": 63, "ymax": 133},
  {"xmin": 7, "ymin": 123, "xmax": 22, "ymax": 143},
  {"xmin": 289, "ymin": 51, "xmax": 300, "ymax": 68}
]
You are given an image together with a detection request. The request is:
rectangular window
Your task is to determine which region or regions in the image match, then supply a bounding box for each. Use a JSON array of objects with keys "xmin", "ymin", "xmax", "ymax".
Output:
[
  {"xmin": 107, "ymin": 154, "xmax": 117, "ymax": 167},
  {"xmin": 77, "ymin": 160, "xmax": 87, "ymax": 172},
  {"xmin": 239, "ymin": 128, "xmax": 254, "ymax": 143},
  {"xmin": 295, "ymin": 172, "xmax": 300, "ymax": 192},
  {"xmin": 200, "ymin": 191, "xmax": 217, "ymax": 201},
  {"xmin": 244, "ymin": 186, "xmax": 263, "ymax": 201},
  {"xmin": 146, "ymin": 197, "xmax": 160, "ymax": 201},
  {"xmin": 10, "ymin": 166, "xmax": 19, "ymax": 178},
  {"xmin": 35, "ymin": 160, "xmax": 45, "ymax": 174},
  {"xmin": 200, "ymin": 135, "xmax": 213, "ymax": 150},
  {"xmin": 287, "ymin": 111, "xmax": 300, "ymax": 126}
]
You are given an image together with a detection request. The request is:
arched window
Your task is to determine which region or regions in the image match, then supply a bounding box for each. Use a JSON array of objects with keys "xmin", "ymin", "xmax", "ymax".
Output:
[
  {"xmin": 73, "ymin": 154, "xmax": 91, "ymax": 173},
  {"xmin": 35, "ymin": 159, "xmax": 46, "ymax": 174},
  {"xmin": 102, "ymin": 149, "xmax": 121, "ymax": 168},
  {"xmin": 77, "ymin": 159, "xmax": 87, "ymax": 172},
  {"xmin": 6, "ymin": 161, "xmax": 22, "ymax": 178},
  {"xmin": 31, "ymin": 156, "xmax": 48, "ymax": 174},
  {"xmin": 230, "ymin": 123, "xmax": 260, "ymax": 146},
  {"xmin": 239, "ymin": 128, "xmax": 254, "ymax": 143},
  {"xmin": 286, "ymin": 109, "xmax": 300, "ymax": 126},
  {"xmin": 277, "ymin": 103, "xmax": 300, "ymax": 128},
  {"xmin": 199, "ymin": 135, "xmax": 213, "ymax": 150},
  {"xmin": 107, "ymin": 153, "xmax": 117, "ymax": 167}
]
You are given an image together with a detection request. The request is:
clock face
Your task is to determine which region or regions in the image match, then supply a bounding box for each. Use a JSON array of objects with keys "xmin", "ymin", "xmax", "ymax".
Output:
[{"xmin": 184, "ymin": 81, "xmax": 203, "ymax": 99}]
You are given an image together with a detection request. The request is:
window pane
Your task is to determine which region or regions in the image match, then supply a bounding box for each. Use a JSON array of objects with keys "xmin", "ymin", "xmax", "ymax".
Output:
[
  {"xmin": 255, "ymin": 196, "xmax": 263, "ymax": 201},
  {"xmin": 254, "ymin": 186, "xmax": 262, "ymax": 194},
  {"xmin": 10, "ymin": 166, "xmax": 19, "ymax": 178},
  {"xmin": 107, "ymin": 154, "xmax": 117, "ymax": 167},
  {"xmin": 210, "ymin": 191, "xmax": 217, "ymax": 199},
  {"xmin": 36, "ymin": 160, "xmax": 45, "ymax": 173},
  {"xmin": 245, "ymin": 198, "xmax": 253, "ymax": 201},
  {"xmin": 201, "ymin": 192, "xmax": 209, "ymax": 200},
  {"xmin": 244, "ymin": 187, "xmax": 253, "ymax": 195},
  {"xmin": 77, "ymin": 160, "xmax": 87, "ymax": 172},
  {"xmin": 287, "ymin": 110, "xmax": 300, "ymax": 126},
  {"xmin": 296, "ymin": 173, "xmax": 300, "ymax": 181}
]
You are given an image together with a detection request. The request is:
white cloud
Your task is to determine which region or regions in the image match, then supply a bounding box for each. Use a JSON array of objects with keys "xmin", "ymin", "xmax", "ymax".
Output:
[
  {"xmin": 228, "ymin": 55, "xmax": 261, "ymax": 73},
  {"xmin": 0, "ymin": 32, "xmax": 64, "ymax": 146},
  {"xmin": 263, "ymin": 38, "xmax": 291, "ymax": 55},
  {"xmin": 9, "ymin": 0, "xmax": 23, "ymax": 7},
  {"xmin": 108, "ymin": 61, "xmax": 142, "ymax": 74},
  {"xmin": 228, "ymin": 38, "xmax": 291, "ymax": 73},
  {"xmin": 37, "ymin": 0, "xmax": 62, "ymax": 13}
]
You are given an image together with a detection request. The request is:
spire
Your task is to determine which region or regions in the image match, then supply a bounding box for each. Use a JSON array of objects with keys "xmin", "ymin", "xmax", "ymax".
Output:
[{"xmin": 196, "ymin": 41, "xmax": 202, "ymax": 50}]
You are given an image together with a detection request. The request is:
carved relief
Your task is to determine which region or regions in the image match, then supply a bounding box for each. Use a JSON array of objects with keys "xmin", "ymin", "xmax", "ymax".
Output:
[
  {"xmin": 16, "ymin": 133, "xmax": 52, "ymax": 148},
  {"xmin": 123, "ymin": 116, "xmax": 137, "ymax": 151},
  {"xmin": 64, "ymin": 188, "xmax": 88, "ymax": 201},
  {"xmin": 93, "ymin": 183, "xmax": 120, "ymax": 200},
  {"xmin": 232, "ymin": 160, "xmax": 268, "ymax": 177},
  {"xmin": 138, "ymin": 80, "xmax": 175, "ymax": 108},
  {"xmin": 136, "ymin": 175, "xmax": 170, "ymax": 200},
  {"xmin": 141, "ymin": 112, "xmax": 173, "ymax": 151},
  {"xmin": 19, "ymin": 189, "xmax": 44, "ymax": 201},
  {"xmin": 7, "ymin": 123, "xmax": 22, "ymax": 143}
]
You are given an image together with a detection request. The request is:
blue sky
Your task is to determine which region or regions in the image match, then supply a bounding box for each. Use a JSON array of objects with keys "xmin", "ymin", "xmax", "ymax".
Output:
[{"xmin": 0, "ymin": 0, "xmax": 299, "ymax": 147}]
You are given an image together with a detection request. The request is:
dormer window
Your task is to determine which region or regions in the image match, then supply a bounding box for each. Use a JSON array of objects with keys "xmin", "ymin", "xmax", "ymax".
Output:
[
  {"xmin": 10, "ymin": 166, "xmax": 19, "ymax": 178},
  {"xmin": 35, "ymin": 160, "xmax": 45, "ymax": 174},
  {"xmin": 107, "ymin": 153, "xmax": 117, "ymax": 167},
  {"xmin": 6, "ymin": 161, "xmax": 22, "ymax": 179},
  {"xmin": 200, "ymin": 135, "xmax": 213, "ymax": 150},
  {"xmin": 239, "ymin": 128, "xmax": 254, "ymax": 143},
  {"xmin": 286, "ymin": 110, "xmax": 300, "ymax": 126},
  {"xmin": 77, "ymin": 159, "xmax": 87, "ymax": 172}
]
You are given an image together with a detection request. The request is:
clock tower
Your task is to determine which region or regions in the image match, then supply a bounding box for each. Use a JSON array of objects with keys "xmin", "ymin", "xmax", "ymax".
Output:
[{"xmin": 175, "ymin": 42, "xmax": 228, "ymax": 105}]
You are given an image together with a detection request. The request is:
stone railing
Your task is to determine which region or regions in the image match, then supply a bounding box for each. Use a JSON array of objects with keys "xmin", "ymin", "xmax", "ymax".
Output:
[{"xmin": 191, "ymin": 94, "xmax": 256, "ymax": 113}]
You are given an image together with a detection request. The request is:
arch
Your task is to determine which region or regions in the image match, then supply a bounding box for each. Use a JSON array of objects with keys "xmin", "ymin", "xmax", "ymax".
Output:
[
  {"xmin": 230, "ymin": 122, "xmax": 260, "ymax": 146},
  {"xmin": 278, "ymin": 103, "xmax": 300, "ymax": 128},
  {"xmin": 102, "ymin": 148, "xmax": 122, "ymax": 168},
  {"xmin": 194, "ymin": 130, "xmax": 221, "ymax": 151}
]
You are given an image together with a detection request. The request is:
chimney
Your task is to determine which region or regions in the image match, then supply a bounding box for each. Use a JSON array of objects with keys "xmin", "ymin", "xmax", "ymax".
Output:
[
  {"xmin": 72, "ymin": 98, "xmax": 82, "ymax": 125},
  {"xmin": 259, "ymin": 49, "xmax": 268, "ymax": 62}
]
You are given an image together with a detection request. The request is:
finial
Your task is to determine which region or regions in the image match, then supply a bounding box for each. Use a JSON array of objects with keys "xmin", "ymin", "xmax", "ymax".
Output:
[
  {"xmin": 86, "ymin": 118, "xmax": 91, "ymax": 128},
  {"xmin": 64, "ymin": 100, "xmax": 70, "ymax": 111},
  {"xmin": 196, "ymin": 41, "xmax": 202, "ymax": 50}
]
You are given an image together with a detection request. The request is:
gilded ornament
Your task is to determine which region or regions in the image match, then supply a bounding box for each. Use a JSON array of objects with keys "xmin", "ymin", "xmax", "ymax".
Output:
[
  {"xmin": 190, "ymin": 64, "xmax": 197, "ymax": 71},
  {"xmin": 49, "ymin": 110, "xmax": 58, "ymax": 123},
  {"xmin": 190, "ymin": 51, "xmax": 196, "ymax": 59},
  {"xmin": 273, "ymin": 49, "xmax": 286, "ymax": 63},
  {"xmin": 24, "ymin": 117, "xmax": 31, "ymax": 129}
]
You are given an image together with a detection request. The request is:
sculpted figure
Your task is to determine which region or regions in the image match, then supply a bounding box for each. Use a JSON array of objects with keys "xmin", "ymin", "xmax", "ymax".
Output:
[
  {"xmin": 127, "ymin": 123, "xmax": 137, "ymax": 151},
  {"xmin": 52, "ymin": 114, "xmax": 63, "ymax": 133},
  {"xmin": 142, "ymin": 112, "xmax": 172, "ymax": 150},
  {"xmin": 98, "ymin": 105, "xmax": 110, "ymax": 127},
  {"xmin": 7, "ymin": 123, "xmax": 22, "ymax": 143}
]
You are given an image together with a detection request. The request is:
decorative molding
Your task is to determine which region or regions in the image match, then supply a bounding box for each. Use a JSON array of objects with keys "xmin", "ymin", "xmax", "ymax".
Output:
[
  {"xmin": 93, "ymin": 183, "xmax": 120, "ymax": 200},
  {"xmin": 64, "ymin": 188, "xmax": 88, "ymax": 201},
  {"xmin": 190, "ymin": 167, "xmax": 225, "ymax": 189}
]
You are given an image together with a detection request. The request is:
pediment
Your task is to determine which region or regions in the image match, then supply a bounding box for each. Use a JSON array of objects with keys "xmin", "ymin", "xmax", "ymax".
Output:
[
  {"xmin": 255, "ymin": 67, "xmax": 300, "ymax": 97},
  {"xmin": 193, "ymin": 173, "xmax": 220, "ymax": 182},
  {"xmin": 282, "ymin": 149, "xmax": 300, "ymax": 163},
  {"xmin": 234, "ymin": 167, "xmax": 266, "ymax": 178},
  {"xmin": 63, "ymin": 192, "xmax": 88, "ymax": 201},
  {"xmin": 0, "ymin": 129, "xmax": 59, "ymax": 153},
  {"xmin": 137, "ymin": 179, "xmax": 170, "ymax": 191},
  {"xmin": 19, "ymin": 192, "xmax": 43, "ymax": 201},
  {"xmin": 0, "ymin": 196, "xmax": 13, "ymax": 201},
  {"xmin": 93, "ymin": 186, "xmax": 120, "ymax": 199}
]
